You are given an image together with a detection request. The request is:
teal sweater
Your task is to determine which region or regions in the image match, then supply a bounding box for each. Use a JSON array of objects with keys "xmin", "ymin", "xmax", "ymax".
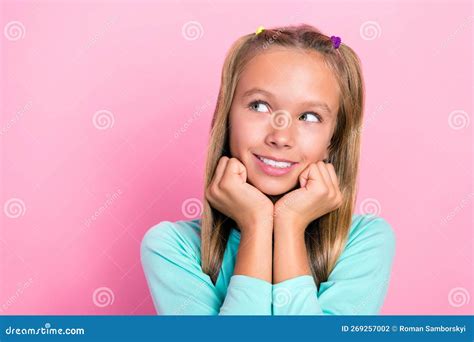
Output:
[{"xmin": 140, "ymin": 214, "xmax": 395, "ymax": 315}]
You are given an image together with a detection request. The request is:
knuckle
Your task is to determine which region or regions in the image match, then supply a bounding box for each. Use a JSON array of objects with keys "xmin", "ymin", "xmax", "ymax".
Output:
[
  {"xmin": 217, "ymin": 157, "xmax": 227, "ymax": 166},
  {"xmin": 205, "ymin": 186, "xmax": 216, "ymax": 199},
  {"xmin": 319, "ymin": 186, "xmax": 329, "ymax": 196},
  {"xmin": 218, "ymin": 179, "xmax": 230, "ymax": 191},
  {"xmin": 218, "ymin": 156, "xmax": 229, "ymax": 166},
  {"xmin": 228, "ymin": 158, "xmax": 239, "ymax": 166}
]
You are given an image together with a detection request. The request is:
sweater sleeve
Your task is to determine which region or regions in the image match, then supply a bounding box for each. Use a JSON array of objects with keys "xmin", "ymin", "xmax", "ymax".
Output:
[
  {"xmin": 272, "ymin": 216, "xmax": 396, "ymax": 315},
  {"xmin": 141, "ymin": 221, "xmax": 272, "ymax": 315}
]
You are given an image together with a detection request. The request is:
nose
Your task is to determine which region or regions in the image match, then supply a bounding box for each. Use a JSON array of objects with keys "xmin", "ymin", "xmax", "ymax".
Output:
[{"xmin": 265, "ymin": 112, "xmax": 295, "ymax": 149}]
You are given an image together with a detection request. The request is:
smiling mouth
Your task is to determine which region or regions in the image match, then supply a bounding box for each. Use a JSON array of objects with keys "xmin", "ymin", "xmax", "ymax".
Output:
[
  {"xmin": 253, "ymin": 154, "xmax": 297, "ymax": 168},
  {"xmin": 252, "ymin": 154, "xmax": 299, "ymax": 178}
]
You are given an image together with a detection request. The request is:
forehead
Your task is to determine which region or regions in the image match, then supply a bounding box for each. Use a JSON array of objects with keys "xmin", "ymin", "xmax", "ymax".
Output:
[{"xmin": 235, "ymin": 47, "xmax": 340, "ymax": 111}]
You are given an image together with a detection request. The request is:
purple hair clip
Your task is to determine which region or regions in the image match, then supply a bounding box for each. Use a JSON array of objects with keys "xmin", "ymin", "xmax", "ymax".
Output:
[{"xmin": 330, "ymin": 35, "xmax": 341, "ymax": 49}]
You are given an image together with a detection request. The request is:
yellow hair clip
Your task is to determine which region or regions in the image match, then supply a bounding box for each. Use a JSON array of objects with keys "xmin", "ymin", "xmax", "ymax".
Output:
[{"xmin": 255, "ymin": 25, "xmax": 265, "ymax": 35}]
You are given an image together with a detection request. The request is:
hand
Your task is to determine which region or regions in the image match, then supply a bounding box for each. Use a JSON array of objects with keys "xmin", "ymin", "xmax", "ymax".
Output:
[
  {"xmin": 205, "ymin": 156, "xmax": 274, "ymax": 232},
  {"xmin": 274, "ymin": 161, "xmax": 343, "ymax": 234}
]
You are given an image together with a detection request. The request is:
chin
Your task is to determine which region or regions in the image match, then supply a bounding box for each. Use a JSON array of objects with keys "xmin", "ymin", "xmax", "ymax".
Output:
[{"xmin": 249, "ymin": 176, "xmax": 297, "ymax": 196}]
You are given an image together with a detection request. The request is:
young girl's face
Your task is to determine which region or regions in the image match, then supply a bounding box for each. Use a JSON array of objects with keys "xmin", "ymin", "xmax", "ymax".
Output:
[{"xmin": 229, "ymin": 46, "xmax": 340, "ymax": 196}]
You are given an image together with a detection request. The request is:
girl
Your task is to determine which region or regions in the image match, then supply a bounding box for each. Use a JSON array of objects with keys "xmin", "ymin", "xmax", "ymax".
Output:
[{"xmin": 141, "ymin": 24, "xmax": 395, "ymax": 315}]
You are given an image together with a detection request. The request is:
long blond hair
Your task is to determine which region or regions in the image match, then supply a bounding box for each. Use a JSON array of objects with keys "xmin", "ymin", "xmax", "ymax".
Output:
[{"xmin": 201, "ymin": 24, "xmax": 365, "ymax": 289}]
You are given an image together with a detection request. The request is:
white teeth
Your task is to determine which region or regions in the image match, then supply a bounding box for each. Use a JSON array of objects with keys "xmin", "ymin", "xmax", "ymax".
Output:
[{"xmin": 258, "ymin": 156, "xmax": 293, "ymax": 168}]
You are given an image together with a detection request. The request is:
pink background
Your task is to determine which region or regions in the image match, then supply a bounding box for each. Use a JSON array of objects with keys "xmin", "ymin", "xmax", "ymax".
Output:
[{"xmin": 1, "ymin": 0, "xmax": 472, "ymax": 315}]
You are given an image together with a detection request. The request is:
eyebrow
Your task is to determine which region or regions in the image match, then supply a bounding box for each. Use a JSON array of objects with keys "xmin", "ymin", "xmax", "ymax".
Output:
[{"xmin": 241, "ymin": 87, "xmax": 334, "ymax": 115}]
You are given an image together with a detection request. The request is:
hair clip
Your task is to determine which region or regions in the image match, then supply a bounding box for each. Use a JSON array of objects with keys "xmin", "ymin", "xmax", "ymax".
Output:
[
  {"xmin": 255, "ymin": 25, "xmax": 265, "ymax": 35},
  {"xmin": 330, "ymin": 35, "xmax": 341, "ymax": 49}
]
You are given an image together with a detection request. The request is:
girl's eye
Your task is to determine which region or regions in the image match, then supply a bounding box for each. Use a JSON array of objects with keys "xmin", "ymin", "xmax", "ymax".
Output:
[
  {"xmin": 248, "ymin": 100, "xmax": 270, "ymax": 113},
  {"xmin": 299, "ymin": 112, "xmax": 322, "ymax": 123}
]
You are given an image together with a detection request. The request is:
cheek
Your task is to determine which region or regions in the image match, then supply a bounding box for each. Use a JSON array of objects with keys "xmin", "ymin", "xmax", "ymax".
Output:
[
  {"xmin": 229, "ymin": 111, "xmax": 266, "ymax": 153},
  {"xmin": 297, "ymin": 130, "xmax": 331, "ymax": 161}
]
